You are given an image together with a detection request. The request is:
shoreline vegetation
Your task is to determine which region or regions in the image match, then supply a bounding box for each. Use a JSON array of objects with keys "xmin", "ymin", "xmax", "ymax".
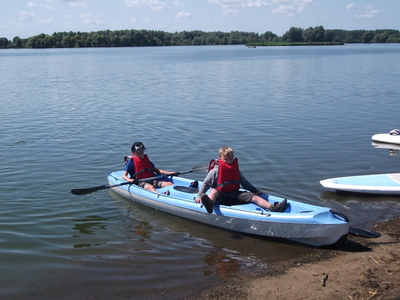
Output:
[
  {"xmin": 1, "ymin": 26, "xmax": 399, "ymax": 49},
  {"xmin": 247, "ymin": 41, "xmax": 345, "ymax": 47}
]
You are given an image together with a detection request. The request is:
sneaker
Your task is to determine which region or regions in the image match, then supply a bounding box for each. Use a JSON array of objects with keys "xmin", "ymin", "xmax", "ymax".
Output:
[
  {"xmin": 161, "ymin": 190, "xmax": 170, "ymax": 195},
  {"xmin": 270, "ymin": 198, "xmax": 287, "ymax": 212},
  {"xmin": 201, "ymin": 194, "xmax": 214, "ymax": 214},
  {"xmin": 190, "ymin": 181, "xmax": 199, "ymax": 189}
]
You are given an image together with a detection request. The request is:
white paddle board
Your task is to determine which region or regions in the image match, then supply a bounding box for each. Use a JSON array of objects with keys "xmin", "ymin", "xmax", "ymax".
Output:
[
  {"xmin": 372, "ymin": 131, "xmax": 400, "ymax": 145},
  {"xmin": 320, "ymin": 173, "xmax": 400, "ymax": 194}
]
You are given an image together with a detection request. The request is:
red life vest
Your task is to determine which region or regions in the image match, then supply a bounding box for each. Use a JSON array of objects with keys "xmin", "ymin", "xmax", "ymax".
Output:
[
  {"xmin": 216, "ymin": 158, "xmax": 240, "ymax": 192},
  {"xmin": 131, "ymin": 154, "xmax": 154, "ymax": 179}
]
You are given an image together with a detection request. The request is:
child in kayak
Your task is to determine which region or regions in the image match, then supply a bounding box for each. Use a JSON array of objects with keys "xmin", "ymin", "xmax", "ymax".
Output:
[
  {"xmin": 122, "ymin": 142, "xmax": 175, "ymax": 194},
  {"xmin": 195, "ymin": 146, "xmax": 287, "ymax": 214}
]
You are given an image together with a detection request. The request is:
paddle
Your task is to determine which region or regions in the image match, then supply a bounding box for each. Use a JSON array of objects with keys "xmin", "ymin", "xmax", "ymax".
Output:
[
  {"xmin": 329, "ymin": 210, "xmax": 381, "ymax": 238},
  {"xmin": 348, "ymin": 227, "xmax": 381, "ymax": 238},
  {"xmin": 172, "ymin": 163, "xmax": 209, "ymax": 176},
  {"xmin": 71, "ymin": 163, "xmax": 209, "ymax": 196},
  {"xmin": 71, "ymin": 180, "xmax": 135, "ymax": 195}
]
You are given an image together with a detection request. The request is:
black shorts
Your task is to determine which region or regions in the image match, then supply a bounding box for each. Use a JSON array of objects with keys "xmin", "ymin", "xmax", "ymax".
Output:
[
  {"xmin": 138, "ymin": 179, "xmax": 164, "ymax": 189},
  {"xmin": 216, "ymin": 190, "xmax": 254, "ymax": 206}
]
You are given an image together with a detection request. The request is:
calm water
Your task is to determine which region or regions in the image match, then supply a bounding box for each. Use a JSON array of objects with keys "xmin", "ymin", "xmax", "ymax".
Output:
[{"xmin": 1, "ymin": 44, "xmax": 400, "ymax": 299}]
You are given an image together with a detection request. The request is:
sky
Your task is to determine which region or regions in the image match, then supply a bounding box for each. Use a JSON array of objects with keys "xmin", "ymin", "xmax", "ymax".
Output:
[{"xmin": 1, "ymin": 0, "xmax": 399, "ymax": 40}]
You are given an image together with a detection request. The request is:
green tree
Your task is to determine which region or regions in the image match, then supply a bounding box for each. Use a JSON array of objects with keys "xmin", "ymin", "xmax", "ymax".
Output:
[
  {"xmin": 324, "ymin": 30, "xmax": 334, "ymax": 42},
  {"xmin": 283, "ymin": 27, "xmax": 304, "ymax": 42},
  {"xmin": 12, "ymin": 36, "xmax": 22, "ymax": 48},
  {"xmin": 361, "ymin": 31, "xmax": 374, "ymax": 43},
  {"xmin": 260, "ymin": 31, "xmax": 278, "ymax": 42},
  {"xmin": 0, "ymin": 37, "xmax": 10, "ymax": 48},
  {"xmin": 313, "ymin": 26, "xmax": 325, "ymax": 42},
  {"xmin": 373, "ymin": 33, "xmax": 387, "ymax": 43}
]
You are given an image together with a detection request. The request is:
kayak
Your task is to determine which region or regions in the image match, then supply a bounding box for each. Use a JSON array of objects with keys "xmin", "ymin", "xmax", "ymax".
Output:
[
  {"xmin": 320, "ymin": 173, "xmax": 400, "ymax": 194},
  {"xmin": 372, "ymin": 130, "xmax": 400, "ymax": 145},
  {"xmin": 107, "ymin": 170, "xmax": 350, "ymax": 247}
]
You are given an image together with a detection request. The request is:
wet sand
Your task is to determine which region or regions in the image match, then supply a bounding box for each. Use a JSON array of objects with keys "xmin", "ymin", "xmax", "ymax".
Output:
[{"xmin": 197, "ymin": 217, "xmax": 400, "ymax": 300}]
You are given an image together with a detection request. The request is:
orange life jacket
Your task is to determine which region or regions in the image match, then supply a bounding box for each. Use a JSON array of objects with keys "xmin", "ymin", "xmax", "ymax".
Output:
[
  {"xmin": 132, "ymin": 154, "xmax": 154, "ymax": 179},
  {"xmin": 216, "ymin": 158, "xmax": 240, "ymax": 192}
]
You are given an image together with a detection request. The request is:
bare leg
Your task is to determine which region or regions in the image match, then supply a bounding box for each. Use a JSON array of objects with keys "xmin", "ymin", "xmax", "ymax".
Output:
[
  {"xmin": 160, "ymin": 181, "xmax": 174, "ymax": 188},
  {"xmin": 250, "ymin": 194, "xmax": 272, "ymax": 209},
  {"xmin": 143, "ymin": 183, "xmax": 158, "ymax": 193},
  {"xmin": 208, "ymin": 188, "xmax": 219, "ymax": 202}
]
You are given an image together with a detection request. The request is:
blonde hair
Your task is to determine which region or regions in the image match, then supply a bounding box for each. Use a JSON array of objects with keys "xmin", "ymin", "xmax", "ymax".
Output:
[{"xmin": 218, "ymin": 146, "xmax": 234, "ymax": 159}]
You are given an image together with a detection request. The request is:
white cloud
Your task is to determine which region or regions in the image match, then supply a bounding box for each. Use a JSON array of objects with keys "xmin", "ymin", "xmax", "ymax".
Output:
[
  {"xmin": 68, "ymin": 2, "xmax": 88, "ymax": 8},
  {"xmin": 38, "ymin": 18, "xmax": 54, "ymax": 24},
  {"xmin": 210, "ymin": 0, "xmax": 315, "ymax": 17},
  {"xmin": 174, "ymin": 1, "xmax": 185, "ymax": 6},
  {"xmin": 272, "ymin": 5, "xmax": 295, "ymax": 16},
  {"xmin": 271, "ymin": 0, "xmax": 316, "ymax": 16},
  {"xmin": 355, "ymin": 5, "xmax": 379, "ymax": 19},
  {"xmin": 209, "ymin": 0, "xmax": 270, "ymax": 8},
  {"xmin": 345, "ymin": 3, "xmax": 355, "ymax": 10},
  {"xmin": 176, "ymin": 11, "xmax": 192, "ymax": 19},
  {"xmin": 243, "ymin": 0, "xmax": 271, "ymax": 8},
  {"xmin": 19, "ymin": 11, "xmax": 35, "ymax": 21},
  {"xmin": 209, "ymin": 0, "xmax": 270, "ymax": 17},
  {"xmin": 297, "ymin": 0, "xmax": 316, "ymax": 9},
  {"xmin": 123, "ymin": 0, "xmax": 168, "ymax": 11},
  {"xmin": 80, "ymin": 13, "xmax": 103, "ymax": 25},
  {"xmin": 27, "ymin": 2, "xmax": 55, "ymax": 9},
  {"xmin": 225, "ymin": 8, "xmax": 240, "ymax": 16}
]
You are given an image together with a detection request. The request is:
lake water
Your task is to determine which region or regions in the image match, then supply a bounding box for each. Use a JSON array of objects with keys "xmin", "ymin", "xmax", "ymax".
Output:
[{"xmin": 1, "ymin": 44, "xmax": 400, "ymax": 299}]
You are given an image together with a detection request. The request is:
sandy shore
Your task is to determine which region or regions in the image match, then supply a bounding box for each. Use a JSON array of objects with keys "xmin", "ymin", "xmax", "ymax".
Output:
[{"xmin": 198, "ymin": 217, "xmax": 400, "ymax": 300}]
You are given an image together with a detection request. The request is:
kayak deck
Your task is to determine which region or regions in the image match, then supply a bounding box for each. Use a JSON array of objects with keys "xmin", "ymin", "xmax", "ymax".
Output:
[{"xmin": 108, "ymin": 171, "xmax": 350, "ymax": 247}]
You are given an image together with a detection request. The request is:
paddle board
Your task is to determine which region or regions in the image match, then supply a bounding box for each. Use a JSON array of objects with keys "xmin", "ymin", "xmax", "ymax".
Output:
[
  {"xmin": 372, "ymin": 130, "xmax": 400, "ymax": 145},
  {"xmin": 320, "ymin": 173, "xmax": 400, "ymax": 194}
]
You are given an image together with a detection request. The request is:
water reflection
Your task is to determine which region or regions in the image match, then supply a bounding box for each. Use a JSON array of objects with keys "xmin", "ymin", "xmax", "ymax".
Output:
[
  {"xmin": 72, "ymin": 215, "xmax": 108, "ymax": 248},
  {"xmin": 371, "ymin": 141, "xmax": 400, "ymax": 156},
  {"xmin": 126, "ymin": 219, "xmax": 153, "ymax": 242},
  {"xmin": 109, "ymin": 190, "xmax": 314, "ymax": 271},
  {"xmin": 73, "ymin": 215, "xmax": 108, "ymax": 236},
  {"xmin": 202, "ymin": 249, "xmax": 241, "ymax": 278}
]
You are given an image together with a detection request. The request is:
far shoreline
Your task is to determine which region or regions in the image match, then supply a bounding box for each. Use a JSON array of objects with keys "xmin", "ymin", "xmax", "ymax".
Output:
[{"xmin": 246, "ymin": 41, "xmax": 345, "ymax": 47}]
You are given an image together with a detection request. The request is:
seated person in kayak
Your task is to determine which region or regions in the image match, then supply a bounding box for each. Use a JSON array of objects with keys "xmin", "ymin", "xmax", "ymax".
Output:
[
  {"xmin": 195, "ymin": 146, "xmax": 287, "ymax": 213},
  {"xmin": 122, "ymin": 142, "xmax": 175, "ymax": 194}
]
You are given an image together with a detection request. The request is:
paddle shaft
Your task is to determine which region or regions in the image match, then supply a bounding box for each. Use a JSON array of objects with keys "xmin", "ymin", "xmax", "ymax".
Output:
[
  {"xmin": 71, "ymin": 163, "xmax": 208, "ymax": 195},
  {"xmin": 174, "ymin": 163, "xmax": 209, "ymax": 175},
  {"xmin": 71, "ymin": 175, "xmax": 162, "ymax": 195}
]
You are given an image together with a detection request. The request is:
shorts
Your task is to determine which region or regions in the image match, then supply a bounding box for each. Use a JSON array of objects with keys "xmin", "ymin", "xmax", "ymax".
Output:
[
  {"xmin": 216, "ymin": 190, "xmax": 254, "ymax": 206},
  {"xmin": 138, "ymin": 179, "xmax": 164, "ymax": 189}
]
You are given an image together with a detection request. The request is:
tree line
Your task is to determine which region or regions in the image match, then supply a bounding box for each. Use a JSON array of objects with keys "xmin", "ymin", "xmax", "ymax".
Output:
[{"xmin": 1, "ymin": 26, "xmax": 399, "ymax": 49}]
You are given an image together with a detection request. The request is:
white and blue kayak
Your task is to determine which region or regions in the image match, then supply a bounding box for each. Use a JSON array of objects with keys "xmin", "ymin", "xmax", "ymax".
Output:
[
  {"xmin": 372, "ymin": 129, "xmax": 400, "ymax": 145},
  {"xmin": 107, "ymin": 171, "xmax": 350, "ymax": 247},
  {"xmin": 320, "ymin": 173, "xmax": 400, "ymax": 195}
]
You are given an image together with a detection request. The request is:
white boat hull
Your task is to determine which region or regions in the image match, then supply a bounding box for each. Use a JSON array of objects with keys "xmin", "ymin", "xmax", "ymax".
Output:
[{"xmin": 108, "ymin": 171, "xmax": 349, "ymax": 247}]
